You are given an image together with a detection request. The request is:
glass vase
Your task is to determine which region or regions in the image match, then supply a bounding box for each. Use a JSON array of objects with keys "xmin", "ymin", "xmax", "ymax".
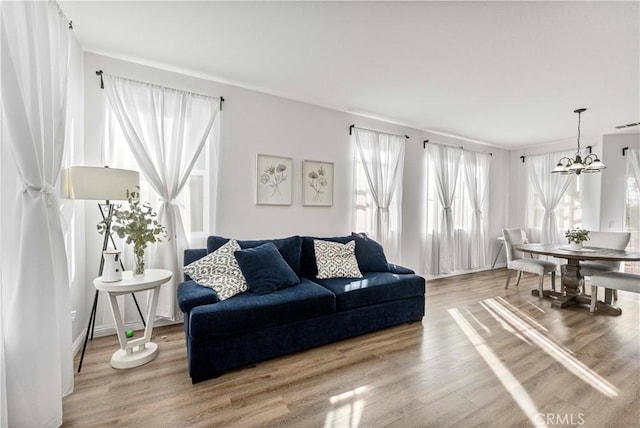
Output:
[{"xmin": 133, "ymin": 250, "xmax": 145, "ymax": 276}]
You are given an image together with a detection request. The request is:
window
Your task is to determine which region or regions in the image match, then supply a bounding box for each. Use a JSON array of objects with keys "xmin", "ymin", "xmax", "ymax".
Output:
[
  {"xmin": 423, "ymin": 145, "xmax": 490, "ymax": 275},
  {"xmin": 103, "ymin": 107, "xmax": 213, "ymax": 246},
  {"xmin": 352, "ymin": 128, "xmax": 405, "ymax": 263},
  {"xmin": 525, "ymin": 150, "xmax": 580, "ymax": 243},
  {"xmin": 624, "ymin": 170, "xmax": 639, "ymax": 274},
  {"xmin": 526, "ymin": 175, "xmax": 582, "ymax": 234}
]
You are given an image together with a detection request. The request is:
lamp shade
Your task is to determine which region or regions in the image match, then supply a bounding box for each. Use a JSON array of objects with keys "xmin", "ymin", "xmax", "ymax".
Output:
[{"xmin": 64, "ymin": 166, "xmax": 139, "ymax": 201}]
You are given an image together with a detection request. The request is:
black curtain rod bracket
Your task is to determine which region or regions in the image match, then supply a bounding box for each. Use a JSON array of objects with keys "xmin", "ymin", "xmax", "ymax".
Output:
[
  {"xmin": 586, "ymin": 145, "xmax": 593, "ymax": 154},
  {"xmin": 96, "ymin": 70, "xmax": 104, "ymax": 89},
  {"xmin": 622, "ymin": 147, "xmax": 629, "ymax": 156},
  {"xmin": 349, "ymin": 124, "xmax": 355, "ymax": 136},
  {"xmin": 220, "ymin": 96, "xmax": 225, "ymax": 111},
  {"xmin": 68, "ymin": 21, "xmax": 73, "ymax": 30},
  {"xmin": 520, "ymin": 156, "xmax": 526, "ymax": 163},
  {"xmin": 423, "ymin": 139, "xmax": 429, "ymax": 149}
]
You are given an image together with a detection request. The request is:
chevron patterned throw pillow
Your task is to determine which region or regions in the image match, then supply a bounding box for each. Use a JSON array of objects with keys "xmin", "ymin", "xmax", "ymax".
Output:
[
  {"xmin": 314, "ymin": 239, "xmax": 363, "ymax": 279},
  {"xmin": 184, "ymin": 239, "xmax": 248, "ymax": 300}
]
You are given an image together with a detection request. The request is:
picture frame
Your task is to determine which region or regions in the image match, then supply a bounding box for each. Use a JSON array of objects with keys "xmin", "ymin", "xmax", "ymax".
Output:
[
  {"xmin": 256, "ymin": 154, "xmax": 293, "ymax": 205},
  {"xmin": 302, "ymin": 160, "xmax": 334, "ymax": 207}
]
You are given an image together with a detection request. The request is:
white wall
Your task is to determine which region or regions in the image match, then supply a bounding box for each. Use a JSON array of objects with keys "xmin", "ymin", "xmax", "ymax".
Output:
[
  {"xmin": 600, "ymin": 133, "xmax": 640, "ymax": 231},
  {"xmin": 79, "ymin": 52, "xmax": 509, "ymax": 341}
]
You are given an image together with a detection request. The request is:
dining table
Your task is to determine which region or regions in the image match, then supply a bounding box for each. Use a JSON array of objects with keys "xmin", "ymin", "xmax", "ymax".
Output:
[{"xmin": 514, "ymin": 243, "xmax": 640, "ymax": 315}]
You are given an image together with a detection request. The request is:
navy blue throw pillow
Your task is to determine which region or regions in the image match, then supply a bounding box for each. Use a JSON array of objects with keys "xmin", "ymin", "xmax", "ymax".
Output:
[
  {"xmin": 351, "ymin": 232, "xmax": 391, "ymax": 272},
  {"xmin": 238, "ymin": 236, "xmax": 302, "ymax": 276},
  {"xmin": 234, "ymin": 243, "xmax": 300, "ymax": 295}
]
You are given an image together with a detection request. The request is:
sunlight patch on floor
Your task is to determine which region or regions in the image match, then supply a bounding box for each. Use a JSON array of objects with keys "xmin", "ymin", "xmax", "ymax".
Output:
[
  {"xmin": 463, "ymin": 307, "xmax": 491, "ymax": 335},
  {"xmin": 479, "ymin": 300, "xmax": 531, "ymax": 345},
  {"xmin": 483, "ymin": 298, "xmax": 619, "ymax": 398},
  {"xmin": 496, "ymin": 296, "xmax": 548, "ymax": 333},
  {"xmin": 527, "ymin": 301, "xmax": 547, "ymax": 313},
  {"xmin": 448, "ymin": 307, "xmax": 548, "ymax": 428},
  {"xmin": 324, "ymin": 385, "xmax": 368, "ymax": 428}
]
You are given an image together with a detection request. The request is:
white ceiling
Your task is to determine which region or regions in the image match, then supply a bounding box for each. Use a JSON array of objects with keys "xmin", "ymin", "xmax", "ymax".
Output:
[{"xmin": 59, "ymin": 1, "xmax": 640, "ymax": 149}]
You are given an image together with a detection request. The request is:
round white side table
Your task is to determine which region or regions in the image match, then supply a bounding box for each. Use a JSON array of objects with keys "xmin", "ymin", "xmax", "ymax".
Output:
[{"xmin": 93, "ymin": 269, "xmax": 172, "ymax": 369}]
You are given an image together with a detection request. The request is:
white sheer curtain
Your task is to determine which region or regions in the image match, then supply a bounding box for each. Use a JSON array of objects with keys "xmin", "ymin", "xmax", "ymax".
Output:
[
  {"xmin": 1, "ymin": 1, "xmax": 73, "ymax": 426},
  {"xmin": 103, "ymin": 74, "xmax": 219, "ymax": 321},
  {"xmin": 463, "ymin": 151, "xmax": 491, "ymax": 268},
  {"xmin": 625, "ymin": 148, "xmax": 640, "ymax": 273},
  {"xmin": 526, "ymin": 151, "xmax": 574, "ymax": 244},
  {"xmin": 424, "ymin": 144, "xmax": 463, "ymax": 274},
  {"xmin": 353, "ymin": 128, "xmax": 405, "ymax": 263},
  {"xmin": 628, "ymin": 148, "xmax": 640, "ymax": 191}
]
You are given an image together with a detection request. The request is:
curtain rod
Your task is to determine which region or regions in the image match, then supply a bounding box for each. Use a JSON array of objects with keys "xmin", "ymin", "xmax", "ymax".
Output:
[
  {"xmin": 520, "ymin": 145, "xmax": 594, "ymax": 163},
  {"xmin": 349, "ymin": 124, "xmax": 409, "ymax": 139},
  {"xmin": 423, "ymin": 139, "xmax": 492, "ymax": 156},
  {"xmin": 623, "ymin": 146, "xmax": 629, "ymax": 156},
  {"xmin": 95, "ymin": 70, "xmax": 225, "ymax": 110}
]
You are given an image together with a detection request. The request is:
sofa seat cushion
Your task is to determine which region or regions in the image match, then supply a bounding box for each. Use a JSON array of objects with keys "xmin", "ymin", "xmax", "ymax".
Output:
[
  {"xmin": 188, "ymin": 278, "xmax": 336, "ymax": 340},
  {"xmin": 313, "ymin": 272, "xmax": 425, "ymax": 311}
]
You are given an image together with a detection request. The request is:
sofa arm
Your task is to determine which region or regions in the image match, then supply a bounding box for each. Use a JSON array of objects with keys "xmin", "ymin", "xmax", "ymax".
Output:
[
  {"xmin": 388, "ymin": 264, "xmax": 415, "ymax": 275},
  {"xmin": 178, "ymin": 280, "xmax": 219, "ymax": 313}
]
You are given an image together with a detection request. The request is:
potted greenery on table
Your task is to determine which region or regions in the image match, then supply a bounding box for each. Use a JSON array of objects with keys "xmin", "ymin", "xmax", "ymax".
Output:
[
  {"xmin": 564, "ymin": 228, "xmax": 590, "ymax": 250},
  {"xmin": 98, "ymin": 189, "xmax": 167, "ymax": 275}
]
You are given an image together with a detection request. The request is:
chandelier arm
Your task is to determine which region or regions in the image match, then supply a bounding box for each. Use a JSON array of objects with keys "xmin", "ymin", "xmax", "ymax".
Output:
[
  {"xmin": 583, "ymin": 153, "xmax": 597, "ymax": 165},
  {"xmin": 557, "ymin": 156, "xmax": 573, "ymax": 166}
]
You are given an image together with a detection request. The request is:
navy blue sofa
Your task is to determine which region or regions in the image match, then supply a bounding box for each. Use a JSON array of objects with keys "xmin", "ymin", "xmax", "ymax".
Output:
[{"xmin": 177, "ymin": 234, "xmax": 425, "ymax": 383}]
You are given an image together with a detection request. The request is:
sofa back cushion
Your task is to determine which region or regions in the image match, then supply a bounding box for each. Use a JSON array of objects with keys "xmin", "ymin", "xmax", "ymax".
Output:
[{"xmin": 207, "ymin": 235, "xmax": 302, "ymax": 276}]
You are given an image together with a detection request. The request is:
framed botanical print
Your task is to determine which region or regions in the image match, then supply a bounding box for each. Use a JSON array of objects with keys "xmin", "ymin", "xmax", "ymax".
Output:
[
  {"xmin": 302, "ymin": 160, "xmax": 334, "ymax": 207},
  {"xmin": 256, "ymin": 154, "xmax": 293, "ymax": 205}
]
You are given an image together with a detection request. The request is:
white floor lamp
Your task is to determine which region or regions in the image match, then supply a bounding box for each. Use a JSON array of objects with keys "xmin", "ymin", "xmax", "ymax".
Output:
[{"xmin": 65, "ymin": 166, "xmax": 145, "ymax": 372}]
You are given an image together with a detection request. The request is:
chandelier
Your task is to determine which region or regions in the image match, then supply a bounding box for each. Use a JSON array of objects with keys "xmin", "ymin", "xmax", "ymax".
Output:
[{"xmin": 551, "ymin": 108, "xmax": 606, "ymax": 175}]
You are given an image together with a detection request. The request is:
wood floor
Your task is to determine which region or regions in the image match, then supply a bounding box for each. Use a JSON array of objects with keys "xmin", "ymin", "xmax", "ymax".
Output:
[{"xmin": 63, "ymin": 269, "xmax": 640, "ymax": 427}]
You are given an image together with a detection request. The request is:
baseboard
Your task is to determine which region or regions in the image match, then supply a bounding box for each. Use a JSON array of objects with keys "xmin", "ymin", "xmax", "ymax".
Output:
[{"xmin": 426, "ymin": 264, "xmax": 506, "ymax": 280}]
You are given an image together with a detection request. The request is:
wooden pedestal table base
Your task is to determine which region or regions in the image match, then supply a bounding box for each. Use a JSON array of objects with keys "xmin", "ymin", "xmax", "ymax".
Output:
[{"xmin": 93, "ymin": 269, "xmax": 172, "ymax": 369}]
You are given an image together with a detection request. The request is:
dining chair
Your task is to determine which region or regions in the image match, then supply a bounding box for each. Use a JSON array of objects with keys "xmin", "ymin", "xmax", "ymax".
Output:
[
  {"xmin": 589, "ymin": 271, "xmax": 640, "ymax": 313},
  {"xmin": 571, "ymin": 231, "xmax": 631, "ymax": 299},
  {"xmin": 502, "ymin": 228, "xmax": 556, "ymax": 296}
]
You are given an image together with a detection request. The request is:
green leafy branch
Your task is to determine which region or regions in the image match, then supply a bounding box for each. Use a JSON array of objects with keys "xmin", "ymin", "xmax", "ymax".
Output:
[
  {"xmin": 97, "ymin": 188, "xmax": 167, "ymax": 261},
  {"xmin": 564, "ymin": 228, "xmax": 590, "ymax": 244}
]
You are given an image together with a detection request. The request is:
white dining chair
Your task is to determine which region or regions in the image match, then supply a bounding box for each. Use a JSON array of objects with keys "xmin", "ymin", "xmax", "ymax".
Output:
[
  {"xmin": 570, "ymin": 231, "xmax": 631, "ymax": 299},
  {"xmin": 589, "ymin": 271, "xmax": 640, "ymax": 313},
  {"xmin": 502, "ymin": 228, "xmax": 556, "ymax": 296}
]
